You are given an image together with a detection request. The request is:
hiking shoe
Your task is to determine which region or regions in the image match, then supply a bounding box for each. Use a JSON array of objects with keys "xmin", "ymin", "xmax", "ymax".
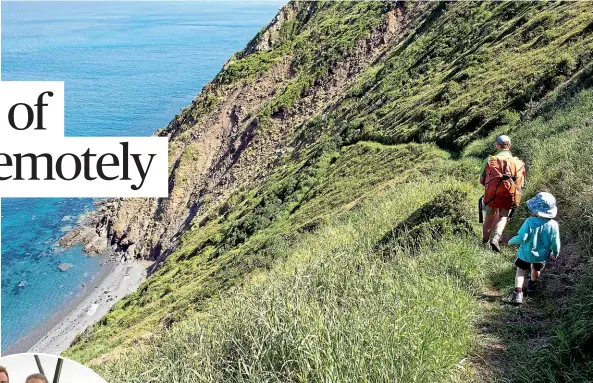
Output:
[
  {"xmin": 527, "ymin": 280, "xmax": 538, "ymax": 296},
  {"xmin": 511, "ymin": 291, "xmax": 523, "ymax": 304},
  {"xmin": 490, "ymin": 235, "xmax": 501, "ymax": 252}
]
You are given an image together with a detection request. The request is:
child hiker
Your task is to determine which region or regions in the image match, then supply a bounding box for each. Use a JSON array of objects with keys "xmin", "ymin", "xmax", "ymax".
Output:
[{"xmin": 508, "ymin": 192, "xmax": 560, "ymax": 304}]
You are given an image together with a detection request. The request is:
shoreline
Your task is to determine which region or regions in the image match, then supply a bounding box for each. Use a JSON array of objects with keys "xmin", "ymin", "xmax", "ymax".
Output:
[{"xmin": 4, "ymin": 252, "xmax": 150, "ymax": 356}]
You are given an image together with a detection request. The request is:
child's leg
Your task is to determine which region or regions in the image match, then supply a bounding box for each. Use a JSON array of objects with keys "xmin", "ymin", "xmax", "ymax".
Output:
[
  {"xmin": 512, "ymin": 259, "xmax": 529, "ymax": 303},
  {"xmin": 530, "ymin": 264, "xmax": 541, "ymax": 281},
  {"xmin": 530, "ymin": 263, "xmax": 545, "ymax": 281},
  {"xmin": 515, "ymin": 267, "xmax": 525, "ymax": 290}
]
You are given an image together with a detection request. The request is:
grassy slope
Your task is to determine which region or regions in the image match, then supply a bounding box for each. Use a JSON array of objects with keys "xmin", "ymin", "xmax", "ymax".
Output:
[{"xmin": 66, "ymin": 2, "xmax": 593, "ymax": 381}]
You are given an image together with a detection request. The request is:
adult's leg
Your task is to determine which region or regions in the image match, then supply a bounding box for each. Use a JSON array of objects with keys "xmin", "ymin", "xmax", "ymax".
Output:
[
  {"xmin": 492, "ymin": 208, "xmax": 511, "ymax": 238},
  {"xmin": 482, "ymin": 207, "xmax": 498, "ymax": 242},
  {"xmin": 490, "ymin": 208, "xmax": 510, "ymax": 252}
]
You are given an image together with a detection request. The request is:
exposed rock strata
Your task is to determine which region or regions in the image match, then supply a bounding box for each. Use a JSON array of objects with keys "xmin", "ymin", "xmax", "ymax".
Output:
[{"xmin": 61, "ymin": 2, "xmax": 416, "ymax": 271}]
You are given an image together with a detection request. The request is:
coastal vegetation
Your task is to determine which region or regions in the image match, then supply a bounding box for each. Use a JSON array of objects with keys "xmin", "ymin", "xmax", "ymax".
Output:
[{"xmin": 64, "ymin": 1, "xmax": 593, "ymax": 381}]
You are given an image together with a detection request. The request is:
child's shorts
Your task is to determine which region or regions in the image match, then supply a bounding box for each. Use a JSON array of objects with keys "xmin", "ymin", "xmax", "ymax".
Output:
[{"xmin": 514, "ymin": 257, "xmax": 545, "ymax": 271}]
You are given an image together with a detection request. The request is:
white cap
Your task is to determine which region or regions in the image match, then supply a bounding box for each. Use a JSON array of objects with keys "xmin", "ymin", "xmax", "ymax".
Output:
[{"xmin": 496, "ymin": 135, "xmax": 511, "ymax": 145}]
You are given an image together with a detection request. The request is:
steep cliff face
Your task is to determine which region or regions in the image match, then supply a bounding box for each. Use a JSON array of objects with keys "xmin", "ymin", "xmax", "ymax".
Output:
[
  {"xmin": 89, "ymin": 1, "xmax": 416, "ymax": 267},
  {"xmin": 66, "ymin": 2, "xmax": 593, "ymax": 380},
  {"xmin": 76, "ymin": 1, "xmax": 593, "ymax": 271}
]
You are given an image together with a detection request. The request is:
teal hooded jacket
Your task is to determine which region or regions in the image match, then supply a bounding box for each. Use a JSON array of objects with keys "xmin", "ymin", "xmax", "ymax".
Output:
[{"xmin": 508, "ymin": 216, "xmax": 561, "ymax": 263}]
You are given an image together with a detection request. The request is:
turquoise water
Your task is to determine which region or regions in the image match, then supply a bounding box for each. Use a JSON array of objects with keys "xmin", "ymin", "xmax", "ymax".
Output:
[{"xmin": 1, "ymin": 1, "xmax": 282, "ymax": 350}]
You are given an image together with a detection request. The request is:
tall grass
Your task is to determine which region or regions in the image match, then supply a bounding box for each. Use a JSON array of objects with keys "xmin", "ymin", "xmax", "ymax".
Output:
[{"xmin": 95, "ymin": 180, "xmax": 500, "ymax": 382}]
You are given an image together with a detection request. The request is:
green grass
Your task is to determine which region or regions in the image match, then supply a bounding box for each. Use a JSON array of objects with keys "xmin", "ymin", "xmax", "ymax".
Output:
[
  {"xmin": 216, "ymin": 1, "xmax": 386, "ymax": 89},
  {"xmin": 94, "ymin": 179, "xmax": 501, "ymax": 382},
  {"xmin": 65, "ymin": 140, "xmax": 463, "ymax": 364},
  {"xmin": 333, "ymin": 1, "xmax": 593, "ymax": 150}
]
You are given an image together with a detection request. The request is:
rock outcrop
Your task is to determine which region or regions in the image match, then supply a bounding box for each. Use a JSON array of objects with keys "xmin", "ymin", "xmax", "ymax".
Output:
[{"xmin": 58, "ymin": 200, "xmax": 119, "ymax": 255}]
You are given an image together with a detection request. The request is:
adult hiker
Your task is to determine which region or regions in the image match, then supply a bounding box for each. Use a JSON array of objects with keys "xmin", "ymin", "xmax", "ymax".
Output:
[
  {"xmin": 480, "ymin": 135, "xmax": 525, "ymax": 252},
  {"xmin": 508, "ymin": 192, "xmax": 560, "ymax": 304}
]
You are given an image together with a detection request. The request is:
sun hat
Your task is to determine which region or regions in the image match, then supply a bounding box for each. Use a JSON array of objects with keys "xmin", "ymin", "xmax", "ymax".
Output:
[
  {"xmin": 526, "ymin": 192, "xmax": 557, "ymax": 219},
  {"xmin": 496, "ymin": 135, "xmax": 511, "ymax": 145}
]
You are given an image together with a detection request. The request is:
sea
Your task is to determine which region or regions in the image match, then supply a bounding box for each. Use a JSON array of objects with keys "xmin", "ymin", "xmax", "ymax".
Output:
[{"xmin": 1, "ymin": 1, "xmax": 282, "ymax": 351}]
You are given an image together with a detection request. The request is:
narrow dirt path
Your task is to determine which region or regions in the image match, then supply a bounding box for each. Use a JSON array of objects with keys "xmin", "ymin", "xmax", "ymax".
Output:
[{"xmin": 470, "ymin": 242, "xmax": 582, "ymax": 382}]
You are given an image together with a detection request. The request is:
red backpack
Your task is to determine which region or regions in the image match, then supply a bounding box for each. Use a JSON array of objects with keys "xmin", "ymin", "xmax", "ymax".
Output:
[{"xmin": 483, "ymin": 156, "xmax": 525, "ymax": 209}]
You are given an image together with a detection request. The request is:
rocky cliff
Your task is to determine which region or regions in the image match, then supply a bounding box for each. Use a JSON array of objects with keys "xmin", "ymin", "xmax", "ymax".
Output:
[{"xmin": 66, "ymin": 1, "xmax": 416, "ymax": 268}]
